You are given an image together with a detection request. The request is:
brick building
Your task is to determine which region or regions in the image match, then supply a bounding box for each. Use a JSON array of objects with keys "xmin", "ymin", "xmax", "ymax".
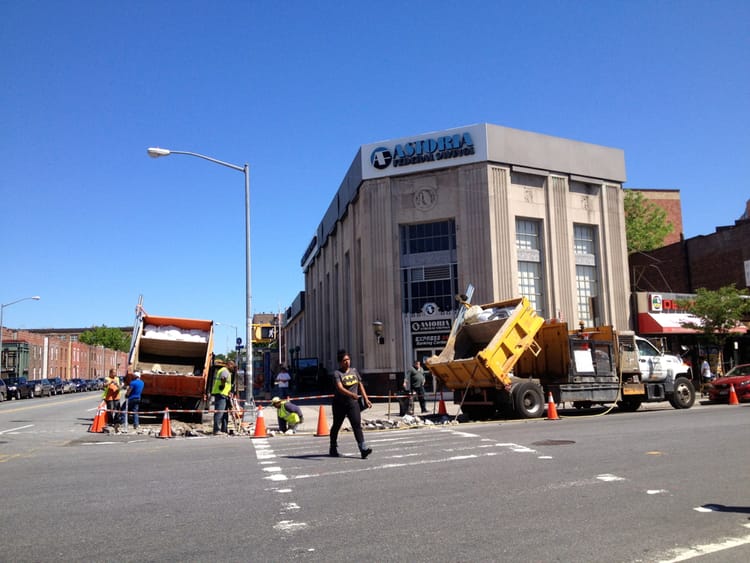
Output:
[
  {"xmin": 0, "ymin": 326, "xmax": 128, "ymax": 380},
  {"xmin": 630, "ymin": 188, "xmax": 684, "ymax": 246}
]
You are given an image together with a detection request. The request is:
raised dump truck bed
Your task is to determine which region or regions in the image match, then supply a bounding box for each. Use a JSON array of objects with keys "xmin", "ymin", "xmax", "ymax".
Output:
[
  {"xmin": 128, "ymin": 313, "xmax": 214, "ymax": 422},
  {"xmin": 426, "ymin": 297, "xmax": 545, "ymax": 418}
]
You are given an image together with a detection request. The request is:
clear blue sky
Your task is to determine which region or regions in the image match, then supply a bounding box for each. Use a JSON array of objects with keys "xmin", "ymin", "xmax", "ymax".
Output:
[{"xmin": 2, "ymin": 0, "xmax": 748, "ymax": 351}]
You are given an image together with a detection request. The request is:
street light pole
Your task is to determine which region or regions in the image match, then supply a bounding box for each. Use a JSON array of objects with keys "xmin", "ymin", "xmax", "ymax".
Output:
[
  {"xmin": 0, "ymin": 296, "xmax": 41, "ymax": 378},
  {"xmin": 147, "ymin": 148, "xmax": 253, "ymax": 398}
]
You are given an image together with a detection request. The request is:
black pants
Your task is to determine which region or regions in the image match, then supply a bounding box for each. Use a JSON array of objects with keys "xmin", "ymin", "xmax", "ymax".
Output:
[
  {"xmin": 330, "ymin": 397, "xmax": 365, "ymax": 450},
  {"xmin": 413, "ymin": 385, "xmax": 427, "ymax": 412}
]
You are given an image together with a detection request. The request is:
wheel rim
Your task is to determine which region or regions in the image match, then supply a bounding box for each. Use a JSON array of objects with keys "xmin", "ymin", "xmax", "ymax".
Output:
[
  {"xmin": 674, "ymin": 383, "xmax": 691, "ymax": 406},
  {"xmin": 520, "ymin": 390, "xmax": 543, "ymax": 415}
]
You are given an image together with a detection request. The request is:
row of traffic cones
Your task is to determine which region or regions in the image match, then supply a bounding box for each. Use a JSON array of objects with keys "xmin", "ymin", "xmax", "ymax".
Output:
[{"xmin": 88, "ymin": 401, "xmax": 173, "ymax": 438}]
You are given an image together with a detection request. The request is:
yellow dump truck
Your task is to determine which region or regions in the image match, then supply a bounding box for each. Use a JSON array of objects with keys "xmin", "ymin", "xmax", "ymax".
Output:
[
  {"xmin": 426, "ymin": 295, "xmax": 695, "ymax": 420},
  {"xmin": 127, "ymin": 305, "xmax": 214, "ymax": 423}
]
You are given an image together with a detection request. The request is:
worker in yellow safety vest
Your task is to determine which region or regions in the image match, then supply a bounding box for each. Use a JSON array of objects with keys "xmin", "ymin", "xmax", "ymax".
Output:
[
  {"xmin": 271, "ymin": 396, "xmax": 304, "ymax": 434},
  {"xmin": 212, "ymin": 360, "xmax": 234, "ymax": 435}
]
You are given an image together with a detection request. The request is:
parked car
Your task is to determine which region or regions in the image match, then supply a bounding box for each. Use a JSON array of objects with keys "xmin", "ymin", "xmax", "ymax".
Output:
[
  {"xmin": 30, "ymin": 379, "xmax": 53, "ymax": 397},
  {"xmin": 93, "ymin": 377, "xmax": 105, "ymax": 390},
  {"xmin": 62, "ymin": 380, "xmax": 78, "ymax": 393},
  {"xmin": 48, "ymin": 377, "xmax": 64, "ymax": 395},
  {"xmin": 0, "ymin": 377, "xmax": 7, "ymax": 402},
  {"xmin": 70, "ymin": 378, "xmax": 88, "ymax": 392},
  {"xmin": 5, "ymin": 377, "xmax": 36, "ymax": 399},
  {"xmin": 706, "ymin": 363, "xmax": 750, "ymax": 403}
]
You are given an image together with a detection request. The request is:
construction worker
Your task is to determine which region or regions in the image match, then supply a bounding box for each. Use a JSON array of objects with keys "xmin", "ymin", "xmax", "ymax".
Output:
[
  {"xmin": 271, "ymin": 396, "xmax": 304, "ymax": 433},
  {"xmin": 212, "ymin": 360, "xmax": 234, "ymax": 435}
]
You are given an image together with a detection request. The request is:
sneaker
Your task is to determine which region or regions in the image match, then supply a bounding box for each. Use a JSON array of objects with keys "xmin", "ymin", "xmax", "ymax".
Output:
[
  {"xmin": 329, "ymin": 449, "xmax": 340, "ymax": 457},
  {"xmin": 360, "ymin": 448, "xmax": 373, "ymax": 459}
]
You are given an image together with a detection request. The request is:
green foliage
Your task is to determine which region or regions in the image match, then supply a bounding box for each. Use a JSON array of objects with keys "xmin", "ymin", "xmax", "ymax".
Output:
[
  {"xmin": 678, "ymin": 285, "xmax": 750, "ymax": 373},
  {"xmin": 679, "ymin": 285, "xmax": 750, "ymax": 338},
  {"xmin": 624, "ymin": 190, "xmax": 673, "ymax": 253},
  {"xmin": 79, "ymin": 325, "xmax": 130, "ymax": 352}
]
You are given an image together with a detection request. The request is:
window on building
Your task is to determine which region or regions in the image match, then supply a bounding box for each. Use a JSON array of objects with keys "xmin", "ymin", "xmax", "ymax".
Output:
[
  {"xmin": 573, "ymin": 224, "xmax": 600, "ymax": 326},
  {"xmin": 516, "ymin": 218, "xmax": 546, "ymax": 318},
  {"xmin": 401, "ymin": 220, "xmax": 456, "ymax": 255},
  {"xmin": 400, "ymin": 220, "xmax": 458, "ymax": 314}
]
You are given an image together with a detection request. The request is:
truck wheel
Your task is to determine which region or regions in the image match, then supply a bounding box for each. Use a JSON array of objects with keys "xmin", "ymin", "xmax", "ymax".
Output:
[
  {"xmin": 668, "ymin": 377, "xmax": 695, "ymax": 409},
  {"xmin": 512, "ymin": 382, "xmax": 544, "ymax": 419}
]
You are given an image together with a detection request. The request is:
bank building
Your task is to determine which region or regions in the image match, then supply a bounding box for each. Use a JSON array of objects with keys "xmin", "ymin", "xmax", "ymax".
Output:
[{"xmin": 297, "ymin": 123, "xmax": 629, "ymax": 391}]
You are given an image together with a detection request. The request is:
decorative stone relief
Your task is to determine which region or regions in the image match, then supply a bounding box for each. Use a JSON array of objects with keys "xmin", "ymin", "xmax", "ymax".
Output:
[{"xmin": 414, "ymin": 187, "xmax": 437, "ymax": 211}]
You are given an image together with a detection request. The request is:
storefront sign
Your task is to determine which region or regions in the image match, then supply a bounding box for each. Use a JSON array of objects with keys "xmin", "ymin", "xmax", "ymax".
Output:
[
  {"xmin": 413, "ymin": 333, "xmax": 449, "ymax": 348},
  {"xmin": 410, "ymin": 319, "xmax": 452, "ymax": 333},
  {"xmin": 648, "ymin": 293, "xmax": 693, "ymax": 313},
  {"xmin": 361, "ymin": 124, "xmax": 487, "ymax": 180},
  {"xmin": 370, "ymin": 132, "xmax": 475, "ymax": 171}
]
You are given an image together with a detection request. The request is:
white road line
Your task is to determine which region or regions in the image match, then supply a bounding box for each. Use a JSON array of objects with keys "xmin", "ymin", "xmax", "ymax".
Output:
[
  {"xmin": 658, "ymin": 524, "xmax": 750, "ymax": 562},
  {"xmin": 0, "ymin": 424, "xmax": 34, "ymax": 434}
]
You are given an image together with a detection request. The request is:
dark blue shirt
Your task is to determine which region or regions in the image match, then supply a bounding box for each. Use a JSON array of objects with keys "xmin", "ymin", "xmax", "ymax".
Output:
[{"xmin": 127, "ymin": 378, "xmax": 145, "ymax": 400}]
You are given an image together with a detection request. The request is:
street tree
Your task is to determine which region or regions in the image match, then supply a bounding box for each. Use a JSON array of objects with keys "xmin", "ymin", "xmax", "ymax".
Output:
[
  {"xmin": 678, "ymin": 285, "xmax": 750, "ymax": 374},
  {"xmin": 624, "ymin": 190, "xmax": 673, "ymax": 253},
  {"xmin": 79, "ymin": 325, "xmax": 130, "ymax": 352}
]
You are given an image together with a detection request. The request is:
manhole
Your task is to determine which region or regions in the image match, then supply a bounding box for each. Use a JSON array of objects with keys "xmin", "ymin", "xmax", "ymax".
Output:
[{"xmin": 531, "ymin": 439, "xmax": 576, "ymax": 446}]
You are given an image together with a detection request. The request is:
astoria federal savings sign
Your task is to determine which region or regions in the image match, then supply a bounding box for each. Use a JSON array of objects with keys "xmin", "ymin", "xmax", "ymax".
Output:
[{"xmin": 361, "ymin": 124, "xmax": 488, "ymax": 180}]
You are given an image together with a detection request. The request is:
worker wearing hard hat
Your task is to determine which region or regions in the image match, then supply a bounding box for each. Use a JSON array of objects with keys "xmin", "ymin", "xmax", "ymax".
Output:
[{"xmin": 270, "ymin": 396, "xmax": 304, "ymax": 434}]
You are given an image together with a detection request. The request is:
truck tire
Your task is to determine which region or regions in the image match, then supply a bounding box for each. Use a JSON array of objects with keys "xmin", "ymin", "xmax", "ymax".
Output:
[
  {"xmin": 668, "ymin": 377, "xmax": 695, "ymax": 409},
  {"xmin": 512, "ymin": 382, "xmax": 545, "ymax": 419}
]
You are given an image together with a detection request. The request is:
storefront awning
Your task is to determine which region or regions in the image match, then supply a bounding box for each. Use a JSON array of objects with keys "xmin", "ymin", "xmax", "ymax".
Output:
[{"xmin": 638, "ymin": 313, "xmax": 748, "ymax": 334}]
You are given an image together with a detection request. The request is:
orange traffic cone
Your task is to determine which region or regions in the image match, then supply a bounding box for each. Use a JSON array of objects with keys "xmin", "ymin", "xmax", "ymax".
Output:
[
  {"xmin": 728, "ymin": 384, "xmax": 740, "ymax": 406},
  {"xmin": 158, "ymin": 408, "xmax": 173, "ymax": 438},
  {"xmin": 314, "ymin": 405, "xmax": 330, "ymax": 437},
  {"xmin": 251, "ymin": 405, "xmax": 269, "ymax": 438},
  {"xmin": 546, "ymin": 392, "xmax": 560, "ymax": 420},
  {"xmin": 437, "ymin": 398, "xmax": 448, "ymax": 416},
  {"xmin": 88, "ymin": 401, "xmax": 106, "ymax": 433}
]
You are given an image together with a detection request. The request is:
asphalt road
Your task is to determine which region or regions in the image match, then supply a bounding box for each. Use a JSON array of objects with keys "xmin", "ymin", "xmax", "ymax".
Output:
[{"xmin": 1, "ymin": 395, "xmax": 749, "ymax": 562}]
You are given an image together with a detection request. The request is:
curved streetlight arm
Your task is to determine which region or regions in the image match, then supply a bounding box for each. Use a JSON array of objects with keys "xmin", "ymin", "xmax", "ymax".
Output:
[
  {"xmin": 2, "ymin": 295, "xmax": 41, "ymax": 309},
  {"xmin": 147, "ymin": 148, "xmax": 245, "ymax": 173}
]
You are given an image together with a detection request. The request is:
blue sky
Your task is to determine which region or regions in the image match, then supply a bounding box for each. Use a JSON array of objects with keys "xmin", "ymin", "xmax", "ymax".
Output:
[{"xmin": 1, "ymin": 0, "xmax": 748, "ymax": 351}]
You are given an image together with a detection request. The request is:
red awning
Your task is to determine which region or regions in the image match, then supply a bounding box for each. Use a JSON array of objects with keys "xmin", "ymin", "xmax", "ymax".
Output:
[{"xmin": 638, "ymin": 313, "xmax": 748, "ymax": 334}]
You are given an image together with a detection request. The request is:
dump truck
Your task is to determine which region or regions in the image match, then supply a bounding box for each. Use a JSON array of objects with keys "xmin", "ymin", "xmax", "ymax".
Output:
[
  {"xmin": 127, "ymin": 306, "xmax": 214, "ymax": 422},
  {"xmin": 426, "ymin": 295, "xmax": 695, "ymax": 420}
]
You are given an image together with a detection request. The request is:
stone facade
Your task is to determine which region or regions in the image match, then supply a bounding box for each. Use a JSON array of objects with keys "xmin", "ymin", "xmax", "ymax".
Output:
[{"xmin": 302, "ymin": 124, "xmax": 631, "ymax": 389}]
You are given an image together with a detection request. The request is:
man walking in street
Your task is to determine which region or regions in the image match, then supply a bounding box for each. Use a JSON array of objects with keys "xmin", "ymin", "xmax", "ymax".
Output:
[
  {"xmin": 405, "ymin": 359, "xmax": 428, "ymax": 414},
  {"xmin": 212, "ymin": 360, "xmax": 234, "ymax": 435}
]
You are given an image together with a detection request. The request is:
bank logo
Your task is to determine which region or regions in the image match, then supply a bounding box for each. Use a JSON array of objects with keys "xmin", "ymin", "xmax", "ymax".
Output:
[
  {"xmin": 370, "ymin": 147, "xmax": 392, "ymax": 169},
  {"xmin": 369, "ymin": 132, "xmax": 474, "ymax": 171}
]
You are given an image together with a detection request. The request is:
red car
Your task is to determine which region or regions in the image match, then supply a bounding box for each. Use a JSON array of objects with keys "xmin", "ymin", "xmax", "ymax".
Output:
[{"xmin": 706, "ymin": 363, "xmax": 750, "ymax": 403}]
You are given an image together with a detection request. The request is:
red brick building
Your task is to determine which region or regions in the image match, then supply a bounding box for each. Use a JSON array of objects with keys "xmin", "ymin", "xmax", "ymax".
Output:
[
  {"xmin": 629, "ymin": 188, "xmax": 684, "ymax": 246},
  {"xmin": 0, "ymin": 327, "xmax": 129, "ymax": 380}
]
